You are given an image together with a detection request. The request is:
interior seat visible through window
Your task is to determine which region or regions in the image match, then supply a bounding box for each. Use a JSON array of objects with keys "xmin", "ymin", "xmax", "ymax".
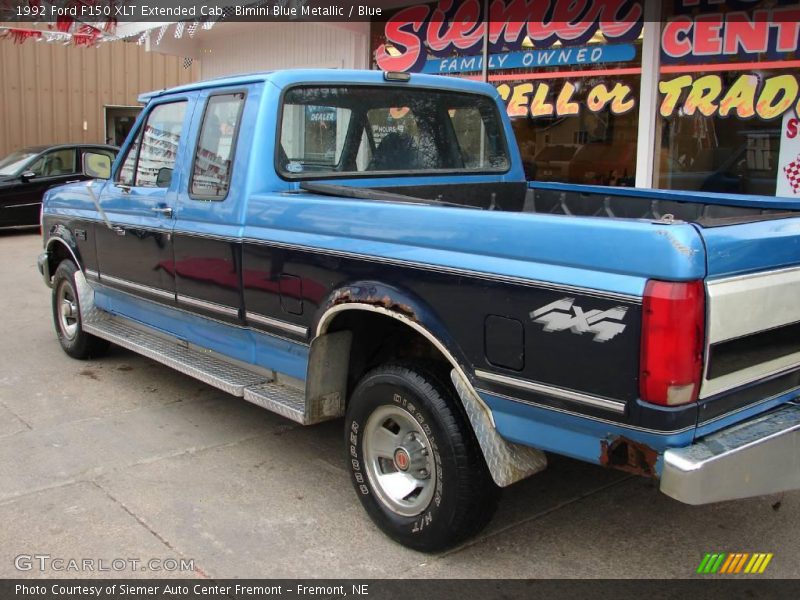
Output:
[{"xmin": 367, "ymin": 132, "xmax": 417, "ymax": 171}]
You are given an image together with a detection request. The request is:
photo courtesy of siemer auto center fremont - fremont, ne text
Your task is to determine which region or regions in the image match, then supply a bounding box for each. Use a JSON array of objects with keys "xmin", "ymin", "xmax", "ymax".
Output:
[{"xmin": 2, "ymin": 0, "xmax": 800, "ymax": 597}]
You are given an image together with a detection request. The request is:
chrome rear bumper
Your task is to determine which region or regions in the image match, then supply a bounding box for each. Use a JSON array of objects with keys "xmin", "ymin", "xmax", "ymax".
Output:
[{"xmin": 660, "ymin": 403, "xmax": 800, "ymax": 505}]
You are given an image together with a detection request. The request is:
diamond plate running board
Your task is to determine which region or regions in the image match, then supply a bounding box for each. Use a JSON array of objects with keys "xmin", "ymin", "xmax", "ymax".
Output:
[
  {"xmin": 244, "ymin": 382, "xmax": 343, "ymax": 425},
  {"xmin": 83, "ymin": 317, "xmax": 271, "ymax": 396},
  {"xmin": 244, "ymin": 383, "xmax": 307, "ymax": 423},
  {"xmin": 77, "ymin": 276, "xmax": 317, "ymax": 424}
]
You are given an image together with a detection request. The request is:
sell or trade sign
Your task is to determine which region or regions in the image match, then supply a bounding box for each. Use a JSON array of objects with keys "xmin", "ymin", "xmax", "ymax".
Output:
[
  {"xmin": 659, "ymin": 73, "xmax": 800, "ymax": 120},
  {"xmin": 497, "ymin": 80, "xmax": 636, "ymax": 118},
  {"xmin": 376, "ymin": 0, "xmax": 643, "ymax": 73},
  {"xmin": 422, "ymin": 43, "xmax": 636, "ymax": 74},
  {"xmin": 778, "ymin": 111, "xmax": 800, "ymax": 197}
]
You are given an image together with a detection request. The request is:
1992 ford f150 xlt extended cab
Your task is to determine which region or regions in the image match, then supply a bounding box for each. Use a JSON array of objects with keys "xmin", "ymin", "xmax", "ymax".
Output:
[{"xmin": 38, "ymin": 70, "xmax": 800, "ymax": 551}]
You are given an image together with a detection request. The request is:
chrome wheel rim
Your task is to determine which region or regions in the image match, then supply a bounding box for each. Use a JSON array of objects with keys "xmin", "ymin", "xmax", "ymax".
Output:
[
  {"xmin": 57, "ymin": 280, "xmax": 79, "ymax": 339},
  {"xmin": 363, "ymin": 404, "xmax": 436, "ymax": 517}
]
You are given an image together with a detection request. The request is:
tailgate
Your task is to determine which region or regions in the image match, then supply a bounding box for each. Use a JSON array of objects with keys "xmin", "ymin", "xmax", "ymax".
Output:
[{"xmin": 698, "ymin": 216, "xmax": 800, "ymax": 420}]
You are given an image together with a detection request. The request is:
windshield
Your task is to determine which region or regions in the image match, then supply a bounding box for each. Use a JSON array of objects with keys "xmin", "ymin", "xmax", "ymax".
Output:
[
  {"xmin": 0, "ymin": 149, "xmax": 38, "ymax": 177},
  {"xmin": 277, "ymin": 86, "xmax": 510, "ymax": 178}
]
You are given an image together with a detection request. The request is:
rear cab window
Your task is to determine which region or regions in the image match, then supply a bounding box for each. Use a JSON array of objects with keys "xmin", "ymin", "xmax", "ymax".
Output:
[{"xmin": 277, "ymin": 86, "xmax": 510, "ymax": 179}]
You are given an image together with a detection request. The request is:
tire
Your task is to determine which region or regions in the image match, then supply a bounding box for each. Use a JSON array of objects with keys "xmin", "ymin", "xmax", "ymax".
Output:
[
  {"xmin": 51, "ymin": 260, "xmax": 109, "ymax": 359},
  {"xmin": 345, "ymin": 363, "xmax": 499, "ymax": 552}
]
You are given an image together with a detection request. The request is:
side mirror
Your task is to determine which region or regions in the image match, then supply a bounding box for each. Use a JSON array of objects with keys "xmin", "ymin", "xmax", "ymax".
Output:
[
  {"xmin": 20, "ymin": 171, "xmax": 35, "ymax": 182},
  {"xmin": 83, "ymin": 152, "xmax": 112, "ymax": 180},
  {"xmin": 156, "ymin": 167, "xmax": 173, "ymax": 188}
]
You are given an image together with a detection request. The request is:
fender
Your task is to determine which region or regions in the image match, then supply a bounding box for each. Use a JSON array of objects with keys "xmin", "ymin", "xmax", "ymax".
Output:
[
  {"xmin": 310, "ymin": 281, "xmax": 548, "ymax": 487},
  {"xmin": 44, "ymin": 225, "xmax": 84, "ymax": 280},
  {"xmin": 313, "ymin": 280, "xmax": 473, "ymax": 388}
]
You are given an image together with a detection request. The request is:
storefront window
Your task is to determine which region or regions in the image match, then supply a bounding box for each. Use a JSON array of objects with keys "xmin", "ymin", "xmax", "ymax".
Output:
[
  {"xmin": 657, "ymin": 1, "xmax": 800, "ymax": 197},
  {"xmin": 504, "ymin": 74, "xmax": 640, "ymax": 185},
  {"xmin": 657, "ymin": 70, "xmax": 785, "ymax": 196},
  {"xmin": 371, "ymin": 1, "xmax": 800, "ymax": 196}
]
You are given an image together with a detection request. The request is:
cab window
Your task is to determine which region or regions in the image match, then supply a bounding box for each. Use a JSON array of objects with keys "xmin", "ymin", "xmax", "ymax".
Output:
[
  {"xmin": 117, "ymin": 101, "xmax": 188, "ymax": 188},
  {"xmin": 190, "ymin": 92, "xmax": 245, "ymax": 200},
  {"xmin": 277, "ymin": 86, "xmax": 510, "ymax": 178}
]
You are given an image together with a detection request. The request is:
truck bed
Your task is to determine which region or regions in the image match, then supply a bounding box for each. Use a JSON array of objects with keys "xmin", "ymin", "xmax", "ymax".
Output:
[
  {"xmin": 375, "ymin": 180, "xmax": 800, "ymax": 227},
  {"xmin": 528, "ymin": 181, "xmax": 800, "ymax": 227}
]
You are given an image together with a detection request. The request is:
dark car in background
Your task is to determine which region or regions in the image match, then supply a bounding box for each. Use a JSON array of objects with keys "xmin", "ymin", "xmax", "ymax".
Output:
[{"xmin": 0, "ymin": 144, "xmax": 118, "ymax": 229}]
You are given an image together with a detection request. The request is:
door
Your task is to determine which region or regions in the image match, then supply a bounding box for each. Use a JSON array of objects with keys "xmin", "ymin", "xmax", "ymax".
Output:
[
  {"xmin": 95, "ymin": 99, "xmax": 191, "ymax": 302},
  {"xmin": 171, "ymin": 91, "xmax": 248, "ymax": 324},
  {"xmin": 0, "ymin": 148, "xmax": 80, "ymax": 227},
  {"xmin": 105, "ymin": 106, "xmax": 142, "ymax": 146}
]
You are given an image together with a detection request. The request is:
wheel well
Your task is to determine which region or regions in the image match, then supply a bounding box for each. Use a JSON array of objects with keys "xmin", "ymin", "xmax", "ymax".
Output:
[
  {"xmin": 325, "ymin": 310, "xmax": 452, "ymax": 401},
  {"xmin": 47, "ymin": 240, "xmax": 77, "ymax": 281}
]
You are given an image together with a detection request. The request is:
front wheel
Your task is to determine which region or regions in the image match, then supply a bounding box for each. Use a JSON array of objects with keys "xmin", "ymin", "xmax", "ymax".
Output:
[
  {"xmin": 345, "ymin": 363, "xmax": 499, "ymax": 552},
  {"xmin": 51, "ymin": 260, "xmax": 109, "ymax": 359}
]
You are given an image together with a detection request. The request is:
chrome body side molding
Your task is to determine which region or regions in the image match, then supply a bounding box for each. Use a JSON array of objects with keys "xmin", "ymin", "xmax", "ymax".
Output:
[{"xmin": 474, "ymin": 369, "xmax": 627, "ymax": 414}]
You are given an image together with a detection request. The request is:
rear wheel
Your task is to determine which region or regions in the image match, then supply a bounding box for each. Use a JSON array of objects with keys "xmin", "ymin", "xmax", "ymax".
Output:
[
  {"xmin": 345, "ymin": 363, "xmax": 499, "ymax": 552},
  {"xmin": 51, "ymin": 260, "xmax": 109, "ymax": 359}
]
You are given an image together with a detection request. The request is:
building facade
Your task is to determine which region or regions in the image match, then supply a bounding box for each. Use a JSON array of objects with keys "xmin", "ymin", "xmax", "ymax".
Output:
[{"xmin": 0, "ymin": 39, "xmax": 200, "ymax": 158}]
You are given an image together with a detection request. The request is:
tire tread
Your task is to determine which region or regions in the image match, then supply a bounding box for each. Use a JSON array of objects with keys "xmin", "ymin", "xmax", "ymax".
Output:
[{"xmin": 347, "ymin": 361, "xmax": 499, "ymax": 552}]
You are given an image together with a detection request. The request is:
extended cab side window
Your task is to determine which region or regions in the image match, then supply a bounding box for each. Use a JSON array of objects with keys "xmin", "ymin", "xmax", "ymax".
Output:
[
  {"xmin": 117, "ymin": 101, "xmax": 188, "ymax": 188},
  {"xmin": 191, "ymin": 92, "xmax": 245, "ymax": 200}
]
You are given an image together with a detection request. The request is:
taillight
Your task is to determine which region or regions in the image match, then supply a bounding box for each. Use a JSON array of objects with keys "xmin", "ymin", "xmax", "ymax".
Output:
[{"xmin": 640, "ymin": 279, "xmax": 705, "ymax": 406}]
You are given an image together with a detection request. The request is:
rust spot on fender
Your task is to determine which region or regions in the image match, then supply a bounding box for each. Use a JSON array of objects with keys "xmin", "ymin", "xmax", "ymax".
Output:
[
  {"xmin": 600, "ymin": 436, "xmax": 658, "ymax": 478},
  {"xmin": 331, "ymin": 289, "xmax": 417, "ymax": 320}
]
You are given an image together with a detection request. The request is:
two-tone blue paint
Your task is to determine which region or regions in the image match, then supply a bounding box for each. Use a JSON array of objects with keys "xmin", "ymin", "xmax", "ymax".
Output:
[
  {"xmin": 482, "ymin": 391, "xmax": 695, "ymax": 471},
  {"xmin": 40, "ymin": 69, "xmax": 800, "ymax": 478},
  {"xmin": 94, "ymin": 287, "xmax": 309, "ymax": 381}
]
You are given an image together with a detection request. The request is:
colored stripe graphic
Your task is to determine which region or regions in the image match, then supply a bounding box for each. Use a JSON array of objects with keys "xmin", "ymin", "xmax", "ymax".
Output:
[
  {"xmin": 697, "ymin": 553, "xmax": 713, "ymax": 573},
  {"xmin": 719, "ymin": 553, "xmax": 736, "ymax": 574},
  {"xmin": 698, "ymin": 553, "xmax": 774, "ymax": 574},
  {"xmin": 761, "ymin": 554, "xmax": 774, "ymax": 573},
  {"xmin": 697, "ymin": 553, "xmax": 727, "ymax": 574},
  {"xmin": 723, "ymin": 553, "xmax": 749, "ymax": 574}
]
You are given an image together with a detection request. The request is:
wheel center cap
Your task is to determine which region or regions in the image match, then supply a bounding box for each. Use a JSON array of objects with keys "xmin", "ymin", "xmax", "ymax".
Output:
[{"xmin": 393, "ymin": 448, "xmax": 411, "ymax": 472}]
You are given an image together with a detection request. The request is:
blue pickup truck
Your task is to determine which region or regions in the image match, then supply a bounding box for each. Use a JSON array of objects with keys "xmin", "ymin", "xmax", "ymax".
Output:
[{"xmin": 38, "ymin": 69, "xmax": 800, "ymax": 551}]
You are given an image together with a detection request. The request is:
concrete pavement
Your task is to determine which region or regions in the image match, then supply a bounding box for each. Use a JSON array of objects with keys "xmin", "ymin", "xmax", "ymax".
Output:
[{"xmin": 1, "ymin": 231, "xmax": 798, "ymax": 579}]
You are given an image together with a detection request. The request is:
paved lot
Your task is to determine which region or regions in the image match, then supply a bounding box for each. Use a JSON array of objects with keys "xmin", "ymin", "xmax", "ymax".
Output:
[{"xmin": 0, "ymin": 230, "xmax": 798, "ymax": 579}]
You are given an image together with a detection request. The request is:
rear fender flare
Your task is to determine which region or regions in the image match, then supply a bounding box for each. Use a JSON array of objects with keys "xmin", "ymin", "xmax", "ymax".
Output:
[{"xmin": 311, "ymin": 281, "xmax": 492, "ymax": 423}]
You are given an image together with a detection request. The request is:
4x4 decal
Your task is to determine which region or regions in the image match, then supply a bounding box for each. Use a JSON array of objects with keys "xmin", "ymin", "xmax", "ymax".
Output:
[{"xmin": 530, "ymin": 298, "xmax": 628, "ymax": 343}]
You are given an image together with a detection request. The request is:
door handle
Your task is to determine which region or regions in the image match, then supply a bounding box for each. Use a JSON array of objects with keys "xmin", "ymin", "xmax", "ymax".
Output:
[
  {"xmin": 118, "ymin": 184, "xmax": 132, "ymax": 194},
  {"xmin": 111, "ymin": 226, "xmax": 125, "ymax": 236},
  {"xmin": 65, "ymin": 179, "xmax": 81, "ymax": 184},
  {"xmin": 150, "ymin": 206, "xmax": 174, "ymax": 217}
]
